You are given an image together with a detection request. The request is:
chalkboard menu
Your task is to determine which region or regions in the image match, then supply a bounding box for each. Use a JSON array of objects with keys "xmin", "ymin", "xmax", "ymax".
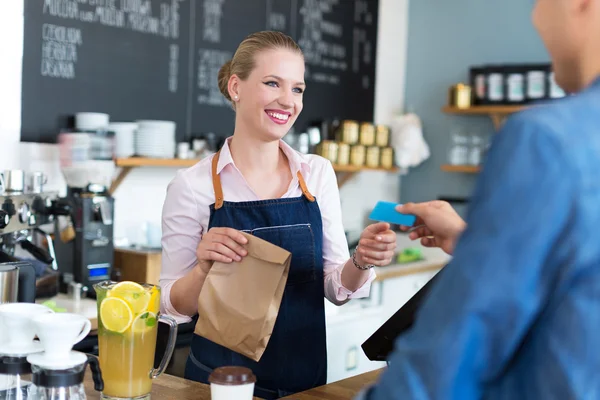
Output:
[{"xmin": 22, "ymin": 0, "xmax": 379, "ymax": 144}]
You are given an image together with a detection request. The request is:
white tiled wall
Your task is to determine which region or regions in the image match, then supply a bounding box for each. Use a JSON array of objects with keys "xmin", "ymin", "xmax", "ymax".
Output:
[{"xmin": 0, "ymin": 0, "xmax": 409, "ymax": 241}]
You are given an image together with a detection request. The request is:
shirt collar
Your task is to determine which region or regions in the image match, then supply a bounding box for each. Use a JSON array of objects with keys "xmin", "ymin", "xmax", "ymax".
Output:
[{"xmin": 216, "ymin": 137, "xmax": 311, "ymax": 177}]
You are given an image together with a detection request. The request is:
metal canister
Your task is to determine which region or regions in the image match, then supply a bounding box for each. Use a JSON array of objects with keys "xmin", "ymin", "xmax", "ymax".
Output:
[
  {"xmin": 381, "ymin": 147, "xmax": 395, "ymax": 169},
  {"xmin": 366, "ymin": 146, "xmax": 381, "ymax": 168},
  {"xmin": 375, "ymin": 125, "xmax": 390, "ymax": 147},
  {"xmin": 350, "ymin": 145, "xmax": 366, "ymax": 166},
  {"xmin": 448, "ymin": 83, "xmax": 472, "ymax": 109},
  {"xmin": 338, "ymin": 120, "xmax": 359, "ymax": 144},
  {"xmin": 317, "ymin": 140, "xmax": 339, "ymax": 163},
  {"xmin": 337, "ymin": 143, "xmax": 350, "ymax": 165},
  {"xmin": 359, "ymin": 123, "xmax": 375, "ymax": 146}
]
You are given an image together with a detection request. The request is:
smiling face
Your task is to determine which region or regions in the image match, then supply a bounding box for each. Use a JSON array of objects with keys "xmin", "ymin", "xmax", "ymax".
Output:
[{"xmin": 229, "ymin": 48, "xmax": 305, "ymax": 142}]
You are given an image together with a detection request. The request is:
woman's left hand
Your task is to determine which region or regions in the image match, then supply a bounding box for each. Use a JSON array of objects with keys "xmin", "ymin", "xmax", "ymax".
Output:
[{"xmin": 355, "ymin": 222, "xmax": 397, "ymax": 267}]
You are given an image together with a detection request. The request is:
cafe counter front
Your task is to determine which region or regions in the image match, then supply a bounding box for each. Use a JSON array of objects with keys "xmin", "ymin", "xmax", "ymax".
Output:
[{"xmin": 83, "ymin": 368, "xmax": 383, "ymax": 400}]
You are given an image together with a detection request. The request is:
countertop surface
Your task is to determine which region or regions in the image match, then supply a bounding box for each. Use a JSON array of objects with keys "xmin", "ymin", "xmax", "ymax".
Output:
[
  {"xmin": 83, "ymin": 368, "xmax": 382, "ymax": 400},
  {"xmin": 373, "ymin": 233, "xmax": 449, "ymax": 281}
]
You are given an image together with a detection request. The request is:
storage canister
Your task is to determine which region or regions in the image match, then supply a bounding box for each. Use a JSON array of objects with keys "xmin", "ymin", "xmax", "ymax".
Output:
[
  {"xmin": 337, "ymin": 143, "xmax": 350, "ymax": 165},
  {"xmin": 375, "ymin": 125, "xmax": 390, "ymax": 147},
  {"xmin": 350, "ymin": 145, "xmax": 366, "ymax": 166},
  {"xmin": 366, "ymin": 146, "xmax": 380, "ymax": 168},
  {"xmin": 525, "ymin": 64, "xmax": 550, "ymax": 102},
  {"xmin": 470, "ymin": 66, "xmax": 488, "ymax": 105},
  {"xmin": 504, "ymin": 65, "xmax": 526, "ymax": 104},
  {"xmin": 380, "ymin": 147, "xmax": 394, "ymax": 169},
  {"xmin": 359, "ymin": 123, "xmax": 375, "ymax": 146},
  {"xmin": 337, "ymin": 120, "xmax": 359, "ymax": 144},
  {"xmin": 318, "ymin": 140, "xmax": 338, "ymax": 164},
  {"xmin": 486, "ymin": 65, "xmax": 505, "ymax": 104}
]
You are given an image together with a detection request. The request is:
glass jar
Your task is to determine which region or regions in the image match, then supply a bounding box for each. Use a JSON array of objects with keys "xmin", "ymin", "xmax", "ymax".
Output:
[
  {"xmin": 468, "ymin": 133, "xmax": 484, "ymax": 166},
  {"xmin": 447, "ymin": 129, "xmax": 469, "ymax": 165},
  {"xmin": 350, "ymin": 145, "xmax": 366, "ymax": 167}
]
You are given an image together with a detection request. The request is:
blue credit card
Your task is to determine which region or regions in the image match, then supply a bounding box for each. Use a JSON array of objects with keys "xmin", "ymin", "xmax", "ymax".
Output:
[{"xmin": 369, "ymin": 201, "xmax": 417, "ymax": 226}]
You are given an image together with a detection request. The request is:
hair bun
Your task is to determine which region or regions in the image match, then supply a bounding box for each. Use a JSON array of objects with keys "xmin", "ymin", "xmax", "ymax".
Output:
[{"xmin": 218, "ymin": 60, "xmax": 233, "ymax": 100}]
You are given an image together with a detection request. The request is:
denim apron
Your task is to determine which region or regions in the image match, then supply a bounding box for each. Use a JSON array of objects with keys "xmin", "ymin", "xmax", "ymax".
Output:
[{"xmin": 184, "ymin": 150, "xmax": 327, "ymax": 399}]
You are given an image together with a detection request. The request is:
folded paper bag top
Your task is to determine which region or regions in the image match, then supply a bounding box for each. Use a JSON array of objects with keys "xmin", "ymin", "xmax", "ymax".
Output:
[{"xmin": 195, "ymin": 231, "xmax": 292, "ymax": 362}]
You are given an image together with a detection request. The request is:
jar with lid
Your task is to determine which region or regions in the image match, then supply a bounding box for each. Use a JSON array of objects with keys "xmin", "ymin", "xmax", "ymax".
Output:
[
  {"xmin": 350, "ymin": 145, "xmax": 366, "ymax": 167},
  {"xmin": 375, "ymin": 125, "xmax": 390, "ymax": 147},
  {"xmin": 317, "ymin": 141, "xmax": 338, "ymax": 164},
  {"xmin": 447, "ymin": 129, "xmax": 469, "ymax": 165},
  {"xmin": 468, "ymin": 133, "xmax": 484, "ymax": 166},
  {"xmin": 380, "ymin": 147, "xmax": 394, "ymax": 169},
  {"xmin": 486, "ymin": 65, "xmax": 506, "ymax": 104},
  {"xmin": 359, "ymin": 123, "xmax": 375, "ymax": 146},
  {"xmin": 548, "ymin": 71, "xmax": 566, "ymax": 99},
  {"xmin": 504, "ymin": 65, "xmax": 526, "ymax": 104},
  {"xmin": 470, "ymin": 66, "xmax": 488, "ymax": 105},
  {"xmin": 337, "ymin": 121, "xmax": 359, "ymax": 144},
  {"xmin": 525, "ymin": 64, "xmax": 550, "ymax": 102},
  {"xmin": 366, "ymin": 146, "xmax": 380, "ymax": 168},
  {"xmin": 337, "ymin": 143, "xmax": 350, "ymax": 165}
]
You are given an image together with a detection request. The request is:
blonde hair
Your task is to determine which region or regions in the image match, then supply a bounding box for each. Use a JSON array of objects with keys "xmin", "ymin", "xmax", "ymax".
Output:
[{"xmin": 218, "ymin": 31, "xmax": 303, "ymax": 105}]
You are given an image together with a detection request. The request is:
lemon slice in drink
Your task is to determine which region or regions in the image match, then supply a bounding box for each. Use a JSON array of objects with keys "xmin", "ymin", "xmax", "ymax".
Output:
[
  {"xmin": 100, "ymin": 297, "xmax": 133, "ymax": 333},
  {"xmin": 108, "ymin": 281, "xmax": 151, "ymax": 316},
  {"xmin": 147, "ymin": 286, "xmax": 160, "ymax": 314},
  {"xmin": 132, "ymin": 311, "xmax": 157, "ymax": 334}
]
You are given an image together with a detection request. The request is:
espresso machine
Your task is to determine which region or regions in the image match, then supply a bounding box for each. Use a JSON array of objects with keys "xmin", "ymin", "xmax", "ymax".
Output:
[{"xmin": 0, "ymin": 169, "xmax": 61, "ymax": 300}]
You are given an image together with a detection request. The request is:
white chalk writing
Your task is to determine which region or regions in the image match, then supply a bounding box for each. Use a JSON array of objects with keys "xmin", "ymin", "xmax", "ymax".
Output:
[
  {"xmin": 197, "ymin": 48, "xmax": 232, "ymax": 107},
  {"xmin": 41, "ymin": 24, "xmax": 82, "ymax": 79}
]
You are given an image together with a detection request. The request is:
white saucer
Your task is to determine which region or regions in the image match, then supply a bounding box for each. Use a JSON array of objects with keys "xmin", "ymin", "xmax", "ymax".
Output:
[
  {"xmin": 0, "ymin": 341, "xmax": 44, "ymax": 356},
  {"xmin": 27, "ymin": 351, "xmax": 87, "ymax": 370}
]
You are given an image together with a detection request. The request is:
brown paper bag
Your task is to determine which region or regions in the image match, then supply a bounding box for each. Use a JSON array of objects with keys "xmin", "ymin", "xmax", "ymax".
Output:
[{"xmin": 194, "ymin": 231, "xmax": 291, "ymax": 362}]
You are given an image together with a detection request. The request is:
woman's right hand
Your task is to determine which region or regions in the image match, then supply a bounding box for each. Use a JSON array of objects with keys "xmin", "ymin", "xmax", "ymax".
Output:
[{"xmin": 196, "ymin": 227, "xmax": 249, "ymax": 273}]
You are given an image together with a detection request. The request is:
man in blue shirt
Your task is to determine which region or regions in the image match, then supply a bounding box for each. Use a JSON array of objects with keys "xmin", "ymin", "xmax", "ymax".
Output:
[{"xmin": 357, "ymin": 0, "xmax": 600, "ymax": 398}]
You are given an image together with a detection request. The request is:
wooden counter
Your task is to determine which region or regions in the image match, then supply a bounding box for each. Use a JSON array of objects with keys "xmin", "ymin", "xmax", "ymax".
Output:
[
  {"xmin": 281, "ymin": 369, "xmax": 382, "ymax": 399},
  {"xmin": 83, "ymin": 368, "xmax": 383, "ymax": 399}
]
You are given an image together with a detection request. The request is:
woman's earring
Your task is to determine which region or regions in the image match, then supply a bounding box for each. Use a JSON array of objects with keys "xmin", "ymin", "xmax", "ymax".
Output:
[{"xmin": 234, "ymin": 95, "xmax": 239, "ymax": 100}]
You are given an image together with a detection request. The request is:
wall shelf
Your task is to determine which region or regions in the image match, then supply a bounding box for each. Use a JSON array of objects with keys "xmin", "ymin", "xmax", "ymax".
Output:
[
  {"xmin": 442, "ymin": 105, "xmax": 527, "ymax": 130},
  {"xmin": 440, "ymin": 164, "xmax": 481, "ymax": 174},
  {"xmin": 110, "ymin": 157, "xmax": 399, "ymax": 193}
]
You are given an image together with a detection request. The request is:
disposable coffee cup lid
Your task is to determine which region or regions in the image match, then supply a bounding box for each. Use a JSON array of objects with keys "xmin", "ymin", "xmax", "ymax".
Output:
[{"xmin": 209, "ymin": 366, "xmax": 256, "ymax": 386}]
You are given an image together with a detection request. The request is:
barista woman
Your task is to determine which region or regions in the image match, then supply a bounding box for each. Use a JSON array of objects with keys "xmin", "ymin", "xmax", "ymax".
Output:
[{"xmin": 159, "ymin": 31, "xmax": 397, "ymax": 399}]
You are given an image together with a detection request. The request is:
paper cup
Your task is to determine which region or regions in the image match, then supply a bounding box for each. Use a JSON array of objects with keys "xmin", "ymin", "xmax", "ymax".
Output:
[{"xmin": 209, "ymin": 366, "xmax": 256, "ymax": 400}]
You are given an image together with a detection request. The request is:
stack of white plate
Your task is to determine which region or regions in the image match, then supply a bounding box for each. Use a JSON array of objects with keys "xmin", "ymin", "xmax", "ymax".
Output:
[
  {"xmin": 75, "ymin": 112, "xmax": 109, "ymax": 130},
  {"xmin": 135, "ymin": 120, "xmax": 176, "ymax": 158},
  {"xmin": 108, "ymin": 122, "xmax": 137, "ymax": 158}
]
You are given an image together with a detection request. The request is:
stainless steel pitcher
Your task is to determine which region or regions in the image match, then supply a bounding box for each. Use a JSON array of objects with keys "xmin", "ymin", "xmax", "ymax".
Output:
[{"xmin": 0, "ymin": 263, "xmax": 19, "ymax": 304}]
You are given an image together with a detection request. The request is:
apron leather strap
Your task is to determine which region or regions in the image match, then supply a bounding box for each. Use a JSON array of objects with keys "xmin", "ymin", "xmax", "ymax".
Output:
[
  {"xmin": 211, "ymin": 150, "xmax": 224, "ymax": 210},
  {"xmin": 297, "ymin": 171, "xmax": 315, "ymax": 202},
  {"xmin": 211, "ymin": 149, "xmax": 316, "ymax": 208}
]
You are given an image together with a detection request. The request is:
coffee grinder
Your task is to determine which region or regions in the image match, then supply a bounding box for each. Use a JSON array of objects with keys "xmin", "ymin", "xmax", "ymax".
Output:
[{"xmin": 53, "ymin": 129, "xmax": 117, "ymax": 296}]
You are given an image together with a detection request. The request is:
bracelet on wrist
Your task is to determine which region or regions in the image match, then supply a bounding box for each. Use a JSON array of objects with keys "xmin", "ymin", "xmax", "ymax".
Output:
[{"xmin": 352, "ymin": 248, "xmax": 375, "ymax": 270}]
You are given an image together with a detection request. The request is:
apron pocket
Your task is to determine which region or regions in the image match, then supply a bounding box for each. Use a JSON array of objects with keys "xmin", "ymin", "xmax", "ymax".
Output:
[{"xmin": 245, "ymin": 223, "xmax": 316, "ymax": 286}]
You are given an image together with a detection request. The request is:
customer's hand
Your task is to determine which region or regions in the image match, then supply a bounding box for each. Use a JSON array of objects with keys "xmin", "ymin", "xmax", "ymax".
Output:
[
  {"xmin": 196, "ymin": 227, "xmax": 248, "ymax": 273},
  {"xmin": 396, "ymin": 201, "xmax": 466, "ymax": 255},
  {"xmin": 355, "ymin": 222, "xmax": 397, "ymax": 267}
]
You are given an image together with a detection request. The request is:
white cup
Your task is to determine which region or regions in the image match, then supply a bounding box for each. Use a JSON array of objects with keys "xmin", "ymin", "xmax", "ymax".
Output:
[
  {"xmin": 33, "ymin": 313, "xmax": 91, "ymax": 359},
  {"xmin": 0, "ymin": 303, "xmax": 54, "ymax": 347},
  {"xmin": 208, "ymin": 367, "xmax": 256, "ymax": 400}
]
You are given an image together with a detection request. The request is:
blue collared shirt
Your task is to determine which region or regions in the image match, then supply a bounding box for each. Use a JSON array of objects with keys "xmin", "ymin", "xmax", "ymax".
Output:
[{"xmin": 357, "ymin": 76, "xmax": 600, "ymax": 400}]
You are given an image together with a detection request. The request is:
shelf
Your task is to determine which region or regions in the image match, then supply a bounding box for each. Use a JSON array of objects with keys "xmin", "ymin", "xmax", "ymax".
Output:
[
  {"xmin": 440, "ymin": 164, "xmax": 481, "ymax": 174},
  {"xmin": 442, "ymin": 105, "xmax": 526, "ymax": 115},
  {"xmin": 442, "ymin": 105, "xmax": 527, "ymax": 129},
  {"xmin": 115, "ymin": 157, "xmax": 197, "ymax": 168},
  {"xmin": 109, "ymin": 157, "xmax": 399, "ymax": 193}
]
